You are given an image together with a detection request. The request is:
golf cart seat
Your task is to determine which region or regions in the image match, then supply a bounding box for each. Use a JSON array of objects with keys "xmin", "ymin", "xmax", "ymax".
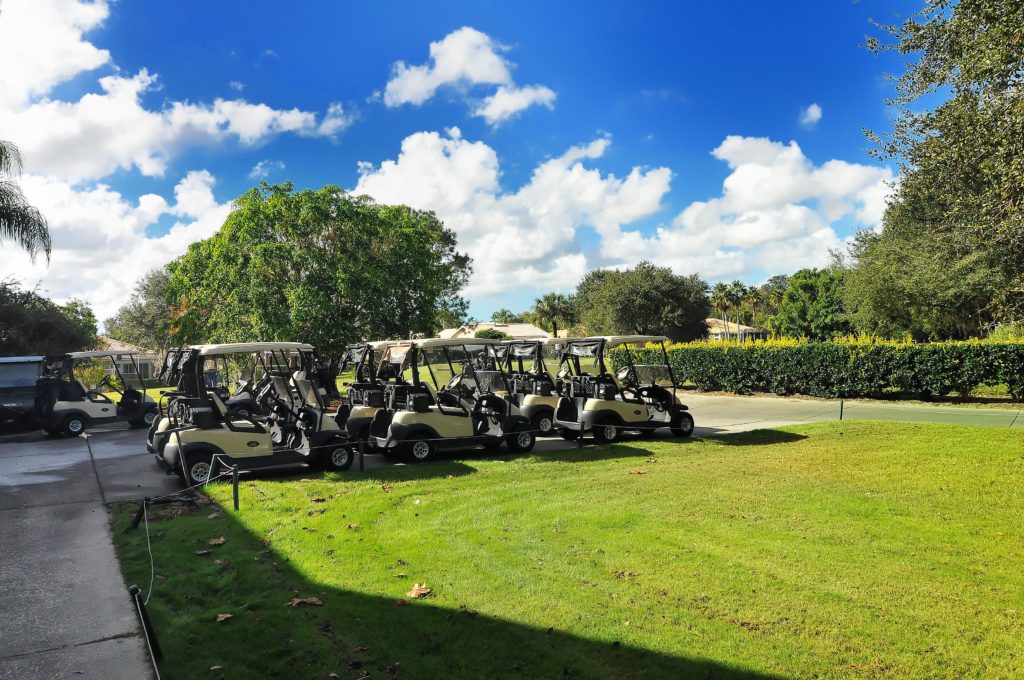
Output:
[
  {"xmin": 72, "ymin": 380, "xmax": 89, "ymax": 400},
  {"xmin": 637, "ymin": 384, "xmax": 673, "ymax": 406},
  {"xmin": 208, "ymin": 391, "xmax": 265, "ymax": 433}
]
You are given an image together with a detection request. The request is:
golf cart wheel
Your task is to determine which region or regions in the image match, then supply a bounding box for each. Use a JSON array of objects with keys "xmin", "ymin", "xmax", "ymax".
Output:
[
  {"xmin": 507, "ymin": 429, "xmax": 536, "ymax": 453},
  {"xmin": 558, "ymin": 428, "xmax": 580, "ymax": 441},
  {"xmin": 325, "ymin": 444, "xmax": 354, "ymax": 471},
  {"xmin": 593, "ymin": 420, "xmax": 620, "ymax": 445},
  {"xmin": 406, "ymin": 438, "xmax": 435, "ymax": 463},
  {"xmin": 185, "ymin": 454, "xmax": 219, "ymax": 486},
  {"xmin": 671, "ymin": 412, "xmax": 695, "ymax": 438},
  {"xmin": 62, "ymin": 415, "xmax": 86, "ymax": 437},
  {"xmin": 233, "ymin": 407, "xmax": 250, "ymax": 419},
  {"xmin": 531, "ymin": 412, "xmax": 554, "ymax": 436}
]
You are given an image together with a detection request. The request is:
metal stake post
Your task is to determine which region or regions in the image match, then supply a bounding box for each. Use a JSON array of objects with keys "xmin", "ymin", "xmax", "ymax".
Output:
[
  {"xmin": 232, "ymin": 465, "xmax": 240, "ymax": 511},
  {"xmin": 839, "ymin": 399, "xmax": 844, "ymax": 421}
]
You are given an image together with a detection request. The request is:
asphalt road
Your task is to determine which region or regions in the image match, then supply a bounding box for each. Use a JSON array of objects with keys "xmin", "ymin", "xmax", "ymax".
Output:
[{"xmin": 0, "ymin": 394, "xmax": 1020, "ymax": 678}]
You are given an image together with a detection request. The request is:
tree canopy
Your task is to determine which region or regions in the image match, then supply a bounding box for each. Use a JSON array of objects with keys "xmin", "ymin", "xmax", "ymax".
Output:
[
  {"xmin": 166, "ymin": 183, "xmax": 471, "ymax": 360},
  {"xmin": 0, "ymin": 279, "xmax": 97, "ymax": 354},
  {"xmin": 775, "ymin": 268, "xmax": 851, "ymax": 340},
  {"xmin": 105, "ymin": 268, "xmax": 173, "ymax": 351},
  {"xmin": 574, "ymin": 262, "xmax": 710, "ymax": 341},
  {"xmin": 845, "ymin": 0, "xmax": 1024, "ymax": 337}
]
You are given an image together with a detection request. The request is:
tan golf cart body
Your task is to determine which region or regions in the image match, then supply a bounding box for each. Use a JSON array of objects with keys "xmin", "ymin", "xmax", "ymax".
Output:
[
  {"xmin": 368, "ymin": 337, "xmax": 536, "ymax": 461},
  {"xmin": 42, "ymin": 350, "xmax": 158, "ymax": 436},
  {"xmin": 553, "ymin": 335, "xmax": 694, "ymax": 443}
]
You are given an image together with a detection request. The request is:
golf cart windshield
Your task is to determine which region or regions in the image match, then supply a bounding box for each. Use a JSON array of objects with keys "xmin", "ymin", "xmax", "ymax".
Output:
[
  {"xmin": 377, "ymin": 344, "xmax": 413, "ymax": 382},
  {"xmin": 560, "ymin": 341, "xmax": 604, "ymax": 376},
  {"xmin": 623, "ymin": 364, "xmax": 675, "ymax": 387},
  {"xmin": 0, "ymin": 358, "xmax": 43, "ymax": 388}
]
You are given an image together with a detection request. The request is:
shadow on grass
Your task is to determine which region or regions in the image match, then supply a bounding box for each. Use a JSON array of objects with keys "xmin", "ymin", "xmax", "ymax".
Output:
[
  {"xmin": 712, "ymin": 429, "xmax": 808, "ymax": 446},
  {"xmin": 112, "ymin": 499, "xmax": 781, "ymax": 680}
]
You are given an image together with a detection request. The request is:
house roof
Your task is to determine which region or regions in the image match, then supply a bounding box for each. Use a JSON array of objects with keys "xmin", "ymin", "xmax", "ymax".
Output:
[
  {"xmin": 705, "ymin": 318, "xmax": 768, "ymax": 334},
  {"xmin": 439, "ymin": 323, "xmax": 551, "ymax": 340}
]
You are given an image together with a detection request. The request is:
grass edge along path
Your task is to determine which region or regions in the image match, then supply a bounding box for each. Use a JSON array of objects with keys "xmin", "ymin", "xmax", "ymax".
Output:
[{"xmin": 111, "ymin": 421, "xmax": 1024, "ymax": 679}]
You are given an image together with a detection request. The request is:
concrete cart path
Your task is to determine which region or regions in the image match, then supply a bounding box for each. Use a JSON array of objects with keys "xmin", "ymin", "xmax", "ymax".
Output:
[
  {"xmin": 0, "ymin": 427, "xmax": 159, "ymax": 680},
  {"xmin": 683, "ymin": 393, "xmax": 1023, "ymax": 432}
]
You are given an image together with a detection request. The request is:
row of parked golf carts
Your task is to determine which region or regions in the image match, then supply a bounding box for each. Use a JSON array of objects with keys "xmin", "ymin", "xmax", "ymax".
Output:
[
  {"xmin": 0, "ymin": 351, "xmax": 158, "ymax": 436},
  {"xmin": 142, "ymin": 335, "xmax": 694, "ymax": 485}
]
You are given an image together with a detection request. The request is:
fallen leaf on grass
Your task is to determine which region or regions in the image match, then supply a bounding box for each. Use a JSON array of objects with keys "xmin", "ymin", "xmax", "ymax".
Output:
[
  {"xmin": 407, "ymin": 583, "xmax": 432, "ymax": 599},
  {"xmin": 285, "ymin": 597, "xmax": 323, "ymax": 607},
  {"xmin": 209, "ymin": 666, "xmax": 223, "ymax": 671},
  {"xmin": 214, "ymin": 559, "xmax": 227, "ymax": 566},
  {"xmin": 381, "ymin": 484, "xmax": 392, "ymax": 493},
  {"xmin": 393, "ymin": 599, "xmax": 408, "ymax": 606},
  {"xmin": 312, "ymin": 497, "xmax": 329, "ymax": 504},
  {"xmin": 194, "ymin": 550, "xmax": 211, "ymax": 557},
  {"xmin": 628, "ymin": 470, "xmax": 647, "ymax": 475},
  {"xmin": 303, "ymin": 527, "xmax": 317, "ymax": 532},
  {"xmin": 209, "ymin": 536, "xmax": 226, "ymax": 545},
  {"xmin": 208, "ymin": 511, "xmax": 223, "ymax": 519},
  {"xmin": 352, "ymin": 646, "xmax": 368, "ymax": 653},
  {"xmin": 347, "ymin": 523, "xmax": 359, "ymax": 530},
  {"xmin": 395, "ymin": 573, "xmax": 407, "ymax": 578},
  {"xmin": 215, "ymin": 613, "xmax": 233, "ymax": 622},
  {"xmin": 329, "ymin": 674, "xmax": 340, "ymax": 678}
]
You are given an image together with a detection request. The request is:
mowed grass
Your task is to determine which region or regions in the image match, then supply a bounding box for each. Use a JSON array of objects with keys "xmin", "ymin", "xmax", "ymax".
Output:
[{"xmin": 111, "ymin": 422, "xmax": 1024, "ymax": 679}]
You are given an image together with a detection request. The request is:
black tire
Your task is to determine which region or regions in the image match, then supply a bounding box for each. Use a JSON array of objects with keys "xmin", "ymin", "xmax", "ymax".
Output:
[
  {"xmin": 323, "ymin": 443, "xmax": 354, "ymax": 471},
  {"xmin": 62, "ymin": 414, "xmax": 87, "ymax": 437},
  {"xmin": 530, "ymin": 411, "xmax": 555, "ymax": 436},
  {"xmin": 234, "ymin": 407, "xmax": 250, "ymax": 419},
  {"xmin": 671, "ymin": 412, "xmax": 695, "ymax": 438},
  {"xmin": 558, "ymin": 428, "xmax": 580, "ymax": 441},
  {"xmin": 593, "ymin": 419, "xmax": 620, "ymax": 445},
  {"xmin": 185, "ymin": 453, "xmax": 219, "ymax": 486},
  {"xmin": 405, "ymin": 437, "xmax": 435, "ymax": 463},
  {"xmin": 507, "ymin": 428, "xmax": 536, "ymax": 453}
]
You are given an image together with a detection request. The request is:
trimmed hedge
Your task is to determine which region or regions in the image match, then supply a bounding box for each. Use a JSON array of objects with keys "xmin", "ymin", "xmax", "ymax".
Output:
[{"xmin": 611, "ymin": 340, "xmax": 1024, "ymax": 400}]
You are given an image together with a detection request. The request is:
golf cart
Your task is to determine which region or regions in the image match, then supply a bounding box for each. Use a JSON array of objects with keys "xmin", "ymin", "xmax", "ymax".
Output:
[
  {"xmin": 152, "ymin": 342, "xmax": 353, "ymax": 484},
  {"xmin": 553, "ymin": 336, "xmax": 694, "ymax": 443},
  {"xmin": 368, "ymin": 337, "xmax": 537, "ymax": 462},
  {"xmin": 0, "ymin": 356, "xmax": 46, "ymax": 430},
  {"xmin": 37, "ymin": 351, "xmax": 158, "ymax": 436},
  {"xmin": 334, "ymin": 340, "xmax": 394, "ymax": 440},
  {"xmin": 500, "ymin": 338, "xmax": 572, "ymax": 436}
]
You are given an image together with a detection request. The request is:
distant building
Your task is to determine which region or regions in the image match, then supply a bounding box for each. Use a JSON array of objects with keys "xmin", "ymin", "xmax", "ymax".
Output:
[
  {"xmin": 439, "ymin": 322, "xmax": 550, "ymax": 340},
  {"xmin": 96, "ymin": 336, "xmax": 160, "ymax": 379},
  {"xmin": 704, "ymin": 318, "xmax": 769, "ymax": 342}
]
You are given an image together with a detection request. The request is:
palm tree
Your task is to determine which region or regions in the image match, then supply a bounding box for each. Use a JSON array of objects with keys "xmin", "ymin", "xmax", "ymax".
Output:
[
  {"xmin": 490, "ymin": 308, "xmax": 520, "ymax": 324},
  {"xmin": 0, "ymin": 140, "xmax": 50, "ymax": 262},
  {"xmin": 531, "ymin": 292, "xmax": 573, "ymax": 338},
  {"xmin": 710, "ymin": 282, "xmax": 731, "ymax": 340},
  {"xmin": 726, "ymin": 280, "xmax": 748, "ymax": 338}
]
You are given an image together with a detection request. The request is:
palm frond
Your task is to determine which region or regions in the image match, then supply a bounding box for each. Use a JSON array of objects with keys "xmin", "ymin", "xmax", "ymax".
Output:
[
  {"xmin": 0, "ymin": 180, "xmax": 50, "ymax": 262},
  {"xmin": 0, "ymin": 140, "xmax": 24, "ymax": 177}
]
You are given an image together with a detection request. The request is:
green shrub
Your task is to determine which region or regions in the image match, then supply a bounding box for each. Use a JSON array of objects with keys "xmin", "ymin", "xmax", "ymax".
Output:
[{"xmin": 611, "ymin": 338, "xmax": 1024, "ymax": 400}]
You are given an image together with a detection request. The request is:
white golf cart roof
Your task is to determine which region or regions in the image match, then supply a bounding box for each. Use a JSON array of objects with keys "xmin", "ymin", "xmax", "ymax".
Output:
[
  {"xmin": 69, "ymin": 350, "xmax": 140, "ymax": 359},
  {"xmin": 367, "ymin": 340, "xmax": 396, "ymax": 349},
  {"xmin": 506, "ymin": 337, "xmax": 575, "ymax": 348},
  {"xmin": 586, "ymin": 335, "xmax": 669, "ymax": 347},
  {"xmin": 415, "ymin": 337, "xmax": 502, "ymax": 349},
  {"xmin": 195, "ymin": 342, "xmax": 315, "ymax": 356},
  {"xmin": 0, "ymin": 356, "xmax": 44, "ymax": 363}
]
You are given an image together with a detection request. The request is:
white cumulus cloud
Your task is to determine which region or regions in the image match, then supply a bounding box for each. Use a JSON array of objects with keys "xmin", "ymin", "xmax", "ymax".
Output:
[
  {"xmin": 383, "ymin": 26, "xmax": 555, "ymax": 125},
  {"xmin": 799, "ymin": 102, "xmax": 823, "ymax": 127},
  {"xmin": 248, "ymin": 159, "xmax": 286, "ymax": 180},
  {"xmin": 5, "ymin": 170, "xmax": 232, "ymax": 320}
]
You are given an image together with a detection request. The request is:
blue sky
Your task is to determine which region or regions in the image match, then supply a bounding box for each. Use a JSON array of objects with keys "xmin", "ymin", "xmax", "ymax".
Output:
[{"xmin": 1, "ymin": 0, "xmax": 919, "ymax": 322}]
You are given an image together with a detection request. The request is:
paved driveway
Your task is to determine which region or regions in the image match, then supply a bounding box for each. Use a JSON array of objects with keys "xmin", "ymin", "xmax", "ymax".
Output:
[{"xmin": 0, "ymin": 426, "xmax": 164, "ymax": 680}]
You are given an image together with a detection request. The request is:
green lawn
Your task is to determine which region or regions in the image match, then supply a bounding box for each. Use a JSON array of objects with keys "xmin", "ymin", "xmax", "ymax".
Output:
[{"xmin": 111, "ymin": 422, "xmax": 1024, "ymax": 679}]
